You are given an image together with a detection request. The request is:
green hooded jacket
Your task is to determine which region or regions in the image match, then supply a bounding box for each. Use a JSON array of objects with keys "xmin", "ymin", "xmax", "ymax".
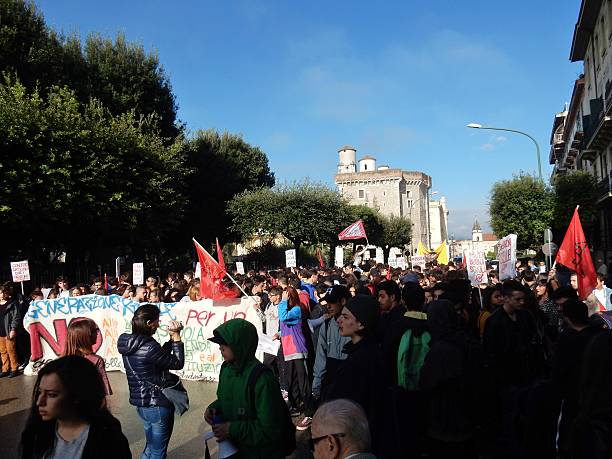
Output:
[{"xmin": 208, "ymin": 319, "xmax": 286, "ymax": 459}]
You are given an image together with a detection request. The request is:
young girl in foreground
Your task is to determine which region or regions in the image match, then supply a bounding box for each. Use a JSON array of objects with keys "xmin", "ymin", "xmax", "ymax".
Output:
[
  {"xmin": 63, "ymin": 319, "xmax": 112, "ymax": 396},
  {"xmin": 20, "ymin": 355, "xmax": 130, "ymax": 459}
]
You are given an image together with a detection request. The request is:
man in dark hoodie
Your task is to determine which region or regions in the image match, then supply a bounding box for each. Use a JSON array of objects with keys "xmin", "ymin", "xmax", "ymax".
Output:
[
  {"xmin": 376, "ymin": 280, "xmax": 408, "ymax": 386},
  {"xmin": 204, "ymin": 318, "xmax": 293, "ymax": 458}
]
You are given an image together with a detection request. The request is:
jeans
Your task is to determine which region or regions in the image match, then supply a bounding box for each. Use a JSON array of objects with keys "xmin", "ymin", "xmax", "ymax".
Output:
[{"xmin": 136, "ymin": 405, "xmax": 174, "ymax": 459}]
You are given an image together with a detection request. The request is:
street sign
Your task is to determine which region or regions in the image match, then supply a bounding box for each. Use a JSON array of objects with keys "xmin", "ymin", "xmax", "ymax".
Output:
[{"xmin": 542, "ymin": 242, "xmax": 558, "ymax": 257}]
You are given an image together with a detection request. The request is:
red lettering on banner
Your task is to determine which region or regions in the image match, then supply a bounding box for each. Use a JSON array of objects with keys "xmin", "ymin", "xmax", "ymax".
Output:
[{"xmin": 29, "ymin": 319, "xmax": 68, "ymax": 360}]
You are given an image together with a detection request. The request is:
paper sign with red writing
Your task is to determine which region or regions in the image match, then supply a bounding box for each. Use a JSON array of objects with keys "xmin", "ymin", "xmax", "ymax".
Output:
[
  {"xmin": 465, "ymin": 250, "xmax": 488, "ymax": 286},
  {"xmin": 132, "ymin": 263, "xmax": 144, "ymax": 285},
  {"xmin": 498, "ymin": 234, "xmax": 517, "ymax": 281},
  {"xmin": 23, "ymin": 295, "xmax": 262, "ymax": 381},
  {"xmin": 11, "ymin": 260, "xmax": 30, "ymax": 282}
]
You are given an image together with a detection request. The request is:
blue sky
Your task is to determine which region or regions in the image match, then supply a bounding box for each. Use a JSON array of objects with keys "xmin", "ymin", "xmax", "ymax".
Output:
[{"xmin": 37, "ymin": 0, "xmax": 583, "ymax": 239}]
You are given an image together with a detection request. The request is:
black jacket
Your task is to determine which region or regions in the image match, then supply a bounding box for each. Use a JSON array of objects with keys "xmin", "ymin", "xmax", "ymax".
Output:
[
  {"xmin": 21, "ymin": 412, "xmax": 131, "ymax": 459},
  {"xmin": 0, "ymin": 297, "xmax": 22, "ymax": 336},
  {"xmin": 326, "ymin": 336, "xmax": 387, "ymax": 455},
  {"xmin": 377, "ymin": 304, "xmax": 410, "ymax": 386},
  {"xmin": 117, "ymin": 333, "xmax": 184, "ymax": 408}
]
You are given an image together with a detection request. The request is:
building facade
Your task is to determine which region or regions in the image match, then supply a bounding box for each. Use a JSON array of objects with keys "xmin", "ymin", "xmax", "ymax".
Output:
[
  {"xmin": 429, "ymin": 197, "xmax": 449, "ymax": 248},
  {"xmin": 453, "ymin": 219, "xmax": 499, "ymax": 257},
  {"xmin": 334, "ymin": 145, "xmax": 438, "ymax": 252},
  {"xmin": 549, "ymin": 0, "xmax": 612, "ymax": 260}
]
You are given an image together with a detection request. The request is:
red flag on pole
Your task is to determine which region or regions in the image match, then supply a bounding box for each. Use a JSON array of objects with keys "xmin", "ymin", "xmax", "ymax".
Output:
[
  {"xmin": 104, "ymin": 273, "xmax": 109, "ymax": 292},
  {"xmin": 316, "ymin": 247, "xmax": 325, "ymax": 268},
  {"xmin": 338, "ymin": 220, "xmax": 367, "ymax": 240},
  {"xmin": 555, "ymin": 207, "xmax": 597, "ymax": 300},
  {"xmin": 216, "ymin": 238, "xmax": 226, "ymax": 272},
  {"xmin": 193, "ymin": 238, "xmax": 236, "ymax": 300}
]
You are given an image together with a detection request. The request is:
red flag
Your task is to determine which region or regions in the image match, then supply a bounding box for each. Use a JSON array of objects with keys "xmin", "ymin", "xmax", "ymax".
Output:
[
  {"xmin": 193, "ymin": 239, "xmax": 236, "ymax": 300},
  {"xmin": 556, "ymin": 207, "xmax": 597, "ymax": 300},
  {"xmin": 104, "ymin": 273, "xmax": 109, "ymax": 292},
  {"xmin": 338, "ymin": 220, "xmax": 367, "ymax": 240},
  {"xmin": 316, "ymin": 247, "xmax": 325, "ymax": 268},
  {"xmin": 216, "ymin": 238, "xmax": 226, "ymax": 272}
]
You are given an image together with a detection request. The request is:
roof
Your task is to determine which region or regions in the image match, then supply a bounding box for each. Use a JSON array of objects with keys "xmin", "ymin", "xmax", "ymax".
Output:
[
  {"xmin": 483, "ymin": 233, "xmax": 498, "ymax": 242},
  {"xmin": 338, "ymin": 145, "xmax": 356, "ymax": 152},
  {"xmin": 360, "ymin": 155, "xmax": 376, "ymax": 160},
  {"xmin": 570, "ymin": 0, "xmax": 603, "ymax": 62}
]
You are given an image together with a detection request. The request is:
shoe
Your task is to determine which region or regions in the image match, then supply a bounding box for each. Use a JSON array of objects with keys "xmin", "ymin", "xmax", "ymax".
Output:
[
  {"xmin": 296, "ymin": 416, "xmax": 312, "ymax": 431},
  {"xmin": 289, "ymin": 407, "xmax": 301, "ymax": 417},
  {"xmin": 281, "ymin": 390, "xmax": 288, "ymax": 402},
  {"xmin": 0, "ymin": 372, "xmax": 9, "ymax": 378},
  {"xmin": 8, "ymin": 371, "xmax": 21, "ymax": 378},
  {"xmin": 18, "ymin": 362, "xmax": 27, "ymax": 371}
]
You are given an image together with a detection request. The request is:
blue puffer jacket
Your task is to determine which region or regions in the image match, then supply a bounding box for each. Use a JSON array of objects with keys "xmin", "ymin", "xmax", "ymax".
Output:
[{"xmin": 117, "ymin": 333, "xmax": 185, "ymax": 408}]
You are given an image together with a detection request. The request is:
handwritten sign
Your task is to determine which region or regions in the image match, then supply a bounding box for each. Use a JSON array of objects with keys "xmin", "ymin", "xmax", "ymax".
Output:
[
  {"xmin": 132, "ymin": 263, "xmax": 144, "ymax": 285},
  {"xmin": 335, "ymin": 246, "xmax": 344, "ymax": 267},
  {"xmin": 498, "ymin": 234, "xmax": 517, "ymax": 280},
  {"xmin": 236, "ymin": 262, "xmax": 245, "ymax": 275},
  {"xmin": 11, "ymin": 260, "xmax": 30, "ymax": 282},
  {"xmin": 465, "ymin": 250, "xmax": 488, "ymax": 286},
  {"xmin": 410, "ymin": 255, "xmax": 427, "ymax": 270},
  {"xmin": 285, "ymin": 249, "xmax": 297, "ymax": 268},
  {"xmin": 23, "ymin": 295, "xmax": 262, "ymax": 381}
]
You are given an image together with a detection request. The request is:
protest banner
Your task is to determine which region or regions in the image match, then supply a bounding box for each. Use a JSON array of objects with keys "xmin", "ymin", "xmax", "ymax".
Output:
[
  {"xmin": 235, "ymin": 262, "xmax": 245, "ymax": 275},
  {"xmin": 375, "ymin": 247, "xmax": 385, "ymax": 264},
  {"xmin": 410, "ymin": 255, "xmax": 427, "ymax": 270},
  {"xmin": 465, "ymin": 250, "xmax": 488, "ymax": 286},
  {"xmin": 285, "ymin": 249, "xmax": 297, "ymax": 268},
  {"xmin": 335, "ymin": 246, "xmax": 344, "ymax": 267},
  {"xmin": 132, "ymin": 263, "xmax": 144, "ymax": 285},
  {"xmin": 11, "ymin": 260, "xmax": 30, "ymax": 282},
  {"xmin": 23, "ymin": 295, "xmax": 262, "ymax": 381},
  {"xmin": 498, "ymin": 234, "xmax": 517, "ymax": 280}
]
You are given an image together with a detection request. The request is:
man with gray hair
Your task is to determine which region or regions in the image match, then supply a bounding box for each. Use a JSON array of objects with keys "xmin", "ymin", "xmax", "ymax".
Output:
[{"xmin": 310, "ymin": 399, "xmax": 376, "ymax": 459}]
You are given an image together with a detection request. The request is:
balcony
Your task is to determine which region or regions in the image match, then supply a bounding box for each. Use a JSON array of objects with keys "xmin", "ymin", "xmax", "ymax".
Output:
[
  {"xmin": 597, "ymin": 174, "xmax": 612, "ymax": 203},
  {"xmin": 583, "ymin": 97, "xmax": 611, "ymax": 150}
]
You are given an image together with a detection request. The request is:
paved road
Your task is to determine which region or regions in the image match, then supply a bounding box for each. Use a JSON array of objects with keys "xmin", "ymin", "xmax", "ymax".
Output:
[{"xmin": 0, "ymin": 372, "xmax": 312, "ymax": 459}]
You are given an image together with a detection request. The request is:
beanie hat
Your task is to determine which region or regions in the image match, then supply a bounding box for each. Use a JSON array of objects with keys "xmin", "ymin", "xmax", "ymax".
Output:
[{"xmin": 345, "ymin": 294, "xmax": 380, "ymax": 333}]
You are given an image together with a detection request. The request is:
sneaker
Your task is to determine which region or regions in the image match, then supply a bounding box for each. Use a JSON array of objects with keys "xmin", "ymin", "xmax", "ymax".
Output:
[
  {"xmin": 0, "ymin": 372, "xmax": 8, "ymax": 378},
  {"xmin": 18, "ymin": 362, "xmax": 27, "ymax": 371},
  {"xmin": 281, "ymin": 390, "xmax": 288, "ymax": 401},
  {"xmin": 8, "ymin": 371, "xmax": 21, "ymax": 378},
  {"xmin": 296, "ymin": 416, "xmax": 312, "ymax": 431}
]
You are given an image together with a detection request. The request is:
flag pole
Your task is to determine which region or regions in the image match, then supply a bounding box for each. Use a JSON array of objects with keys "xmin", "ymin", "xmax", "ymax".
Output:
[{"xmin": 193, "ymin": 238, "xmax": 257, "ymax": 305}]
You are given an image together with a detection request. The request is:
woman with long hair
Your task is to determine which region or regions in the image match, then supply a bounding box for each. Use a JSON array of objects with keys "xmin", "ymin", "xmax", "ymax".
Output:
[
  {"xmin": 118, "ymin": 304, "xmax": 184, "ymax": 459},
  {"xmin": 478, "ymin": 285, "xmax": 504, "ymax": 338},
  {"xmin": 20, "ymin": 355, "xmax": 130, "ymax": 459},
  {"xmin": 63, "ymin": 319, "xmax": 112, "ymax": 396}
]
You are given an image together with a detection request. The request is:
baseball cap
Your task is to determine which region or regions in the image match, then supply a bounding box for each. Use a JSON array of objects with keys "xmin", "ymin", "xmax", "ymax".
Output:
[{"xmin": 208, "ymin": 330, "xmax": 228, "ymax": 346}]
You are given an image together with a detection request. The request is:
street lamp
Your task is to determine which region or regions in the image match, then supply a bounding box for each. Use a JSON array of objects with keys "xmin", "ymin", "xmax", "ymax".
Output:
[{"xmin": 467, "ymin": 123, "xmax": 543, "ymax": 182}]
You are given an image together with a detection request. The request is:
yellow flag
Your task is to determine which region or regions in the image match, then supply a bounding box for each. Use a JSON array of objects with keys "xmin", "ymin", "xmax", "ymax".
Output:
[
  {"xmin": 434, "ymin": 243, "xmax": 449, "ymax": 265},
  {"xmin": 417, "ymin": 241, "xmax": 430, "ymax": 255}
]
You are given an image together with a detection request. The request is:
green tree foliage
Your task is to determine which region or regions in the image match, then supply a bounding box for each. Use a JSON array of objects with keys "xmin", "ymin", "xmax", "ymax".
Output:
[
  {"xmin": 228, "ymin": 181, "xmax": 349, "ymax": 258},
  {"xmin": 183, "ymin": 129, "xmax": 275, "ymax": 246},
  {"xmin": 489, "ymin": 174, "xmax": 554, "ymax": 250},
  {"xmin": 380, "ymin": 215, "xmax": 412, "ymax": 261},
  {"xmin": 0, "ymin": 0, "xmax": 178, "ymax": 138},
  {"xmin": 551, "ymin": 171, "xmax": 598, "ymax": 238},
  {"xmin": 0, "ymin": 78, "xmax": 187, "ymax": 263}
]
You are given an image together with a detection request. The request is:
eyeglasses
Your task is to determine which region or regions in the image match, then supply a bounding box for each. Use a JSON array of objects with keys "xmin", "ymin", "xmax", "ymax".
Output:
[{"xmin": 309, "ymin": 433, "xmax": 346, "ymax": 451}]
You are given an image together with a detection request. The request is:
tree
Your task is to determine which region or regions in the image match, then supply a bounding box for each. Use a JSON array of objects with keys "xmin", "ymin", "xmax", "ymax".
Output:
[
  {"xmin": 228, "ymin": 181, "xmax": 350, "ymax": 259},
  {"xmin": 380, "ymin": 215, "xmax": 412, "ymax": 262},
  {"xmin": 346, "ymin": 205, "xmax": 384, "ymax": 247},
  {"xmin": 182, "ymin": 129, "xmax": 275, "ymax": 246},
  {"xmin": 489, "ymin": 174, "xmax": 554, "ymax": 250},
  {"xmin": 0, "ymin": 78, "xmax": 188, "ymax": 266},
  {"xmin": 551, "ymin": 171, "xmax": 598, "ymax": 240}
]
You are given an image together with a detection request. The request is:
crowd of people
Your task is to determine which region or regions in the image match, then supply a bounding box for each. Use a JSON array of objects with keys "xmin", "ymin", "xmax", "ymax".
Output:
[{"xmin": 3, "ymin": 256, "xmax": 612, "ymax": 458}]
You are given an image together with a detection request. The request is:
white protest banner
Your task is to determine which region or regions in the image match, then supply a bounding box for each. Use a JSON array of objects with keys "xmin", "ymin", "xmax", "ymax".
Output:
[
  {"xmin": 335, "ymin": 246, "xmax": 344, "ymax": 267},
  {"xmin": 285, "ymin": 249, "xmax": 297, "ymax": 268},
  {"xmin": 256, "ymin": 332, "xmax": 280, "ymax": 355},
  {"xmin": 410, "ymin": 255, "xmax": 427, "ymax": 270},
  {"xmin": 465, "ymin": 250, "xmax": 488, "ymax": 286},
  {"xmin": 11, "ymin": 260, "xmax": 30, "ymax": 282},
  {"xmin": 23, "ymin": 295, "xmax": 262, "ymax": 381},
  {"xmin": 375, "ymin": 247, "xmax": 385, "ymax": 264},
  {"xmin": 397, "ymin": 256, "xmax": 408, "ymax": 270},
  {"xmin": 236, "ymin": 262, "xmax": 245, "ymax": 275},
  {"xmin": 388, "ymin": 256, "xmax": 398, "ymax": 268},
  {"xmin": 132, "ymin": 263, "xmax": 144, "ymax": 285},
  {"xmin": 498, "ymin": 234, "xmax": 518, "ymax": 280}
]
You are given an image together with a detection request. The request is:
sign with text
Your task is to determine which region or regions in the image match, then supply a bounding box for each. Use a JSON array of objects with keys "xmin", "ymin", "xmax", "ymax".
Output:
[
  {"xmin": 285, "ymin": 249, "xmax": 297, "ymax": 268},
  {"xmin": 410, "ymin": 255, "xmax": 427, "ymax": 270},
  {"xmin": 235, "ymin": 262, "xmax": 245, "ymax": 275},
  {"xmin": 11, "ymin": 260, "xmax": 30, "ymax": 282},
  {"xmin": 465, "ymin": 250, "xmax": 488, "ymax": 286},
  {"xmin": 335, "ymin": 246, "xmax": 344, "ymax": 267},
  {"xmin": 132, "ymin": 263, "xmax": 144, "ymax": 285},
  {"xmin": 498, "ymin": 234, "xmax": 517, "ymax": 280},
  {"xmin": 23, "ymin": 295, "xmax": 262, "ymax": 381}
]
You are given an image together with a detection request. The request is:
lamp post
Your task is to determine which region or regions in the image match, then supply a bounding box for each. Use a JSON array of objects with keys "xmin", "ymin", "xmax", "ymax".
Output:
[{"xmin": 467, "ymin": 123, "xmax": 543, "ymax": 182}]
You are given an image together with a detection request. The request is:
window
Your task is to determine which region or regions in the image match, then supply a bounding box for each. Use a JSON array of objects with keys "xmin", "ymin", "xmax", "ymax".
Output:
[
  {"xmin": 364, "ymin": 164, "xmax": 368, "ymax": 171},
  {"xmin": 358, "ymin": 189, "xmax": 365, "ymax": 199}
]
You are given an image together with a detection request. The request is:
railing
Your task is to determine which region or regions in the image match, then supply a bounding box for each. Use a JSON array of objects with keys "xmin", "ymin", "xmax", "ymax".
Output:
[
  {"xmin": 583, "ymin": 97, "xmax": 604, "ymax": 148},
  {"xmin": 597, "ymin": 173, "xmax": 612, "ymax": 200}
]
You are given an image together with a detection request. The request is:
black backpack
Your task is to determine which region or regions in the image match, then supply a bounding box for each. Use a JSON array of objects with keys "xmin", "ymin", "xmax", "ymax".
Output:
[{"xmin": 247, "ymin": 363, "xmax": 296, "ymax": 456}]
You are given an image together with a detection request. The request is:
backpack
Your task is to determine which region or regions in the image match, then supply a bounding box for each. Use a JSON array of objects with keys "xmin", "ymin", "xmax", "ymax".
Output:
[
  {"xmin": 397, "ymin": 329, "xmax": 431, "ymax": 390},
  {"xmin": 247, "ymin": 363, "xmax": 296, "ymax": 456}
]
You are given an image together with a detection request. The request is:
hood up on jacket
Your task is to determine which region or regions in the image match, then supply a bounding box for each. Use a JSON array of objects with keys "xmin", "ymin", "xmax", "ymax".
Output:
[
  {"xmin": 212, "ymin": 318, "xmax": 258, "ymax": 372},
  {"xmin": 117, "ymin": 333, "xmax": 153, "ymax": 356}
]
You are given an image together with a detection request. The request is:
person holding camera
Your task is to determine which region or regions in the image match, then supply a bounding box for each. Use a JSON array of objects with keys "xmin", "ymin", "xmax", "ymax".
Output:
[{"xmin": 118, "ymin": 304, "xmax": 185, "ymax": 459}]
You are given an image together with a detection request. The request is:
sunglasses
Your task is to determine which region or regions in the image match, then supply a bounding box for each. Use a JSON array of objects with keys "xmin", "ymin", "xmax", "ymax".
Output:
[{"xmin": 309, "ymin": 433, "xmax": 346, "ymax": 451}]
